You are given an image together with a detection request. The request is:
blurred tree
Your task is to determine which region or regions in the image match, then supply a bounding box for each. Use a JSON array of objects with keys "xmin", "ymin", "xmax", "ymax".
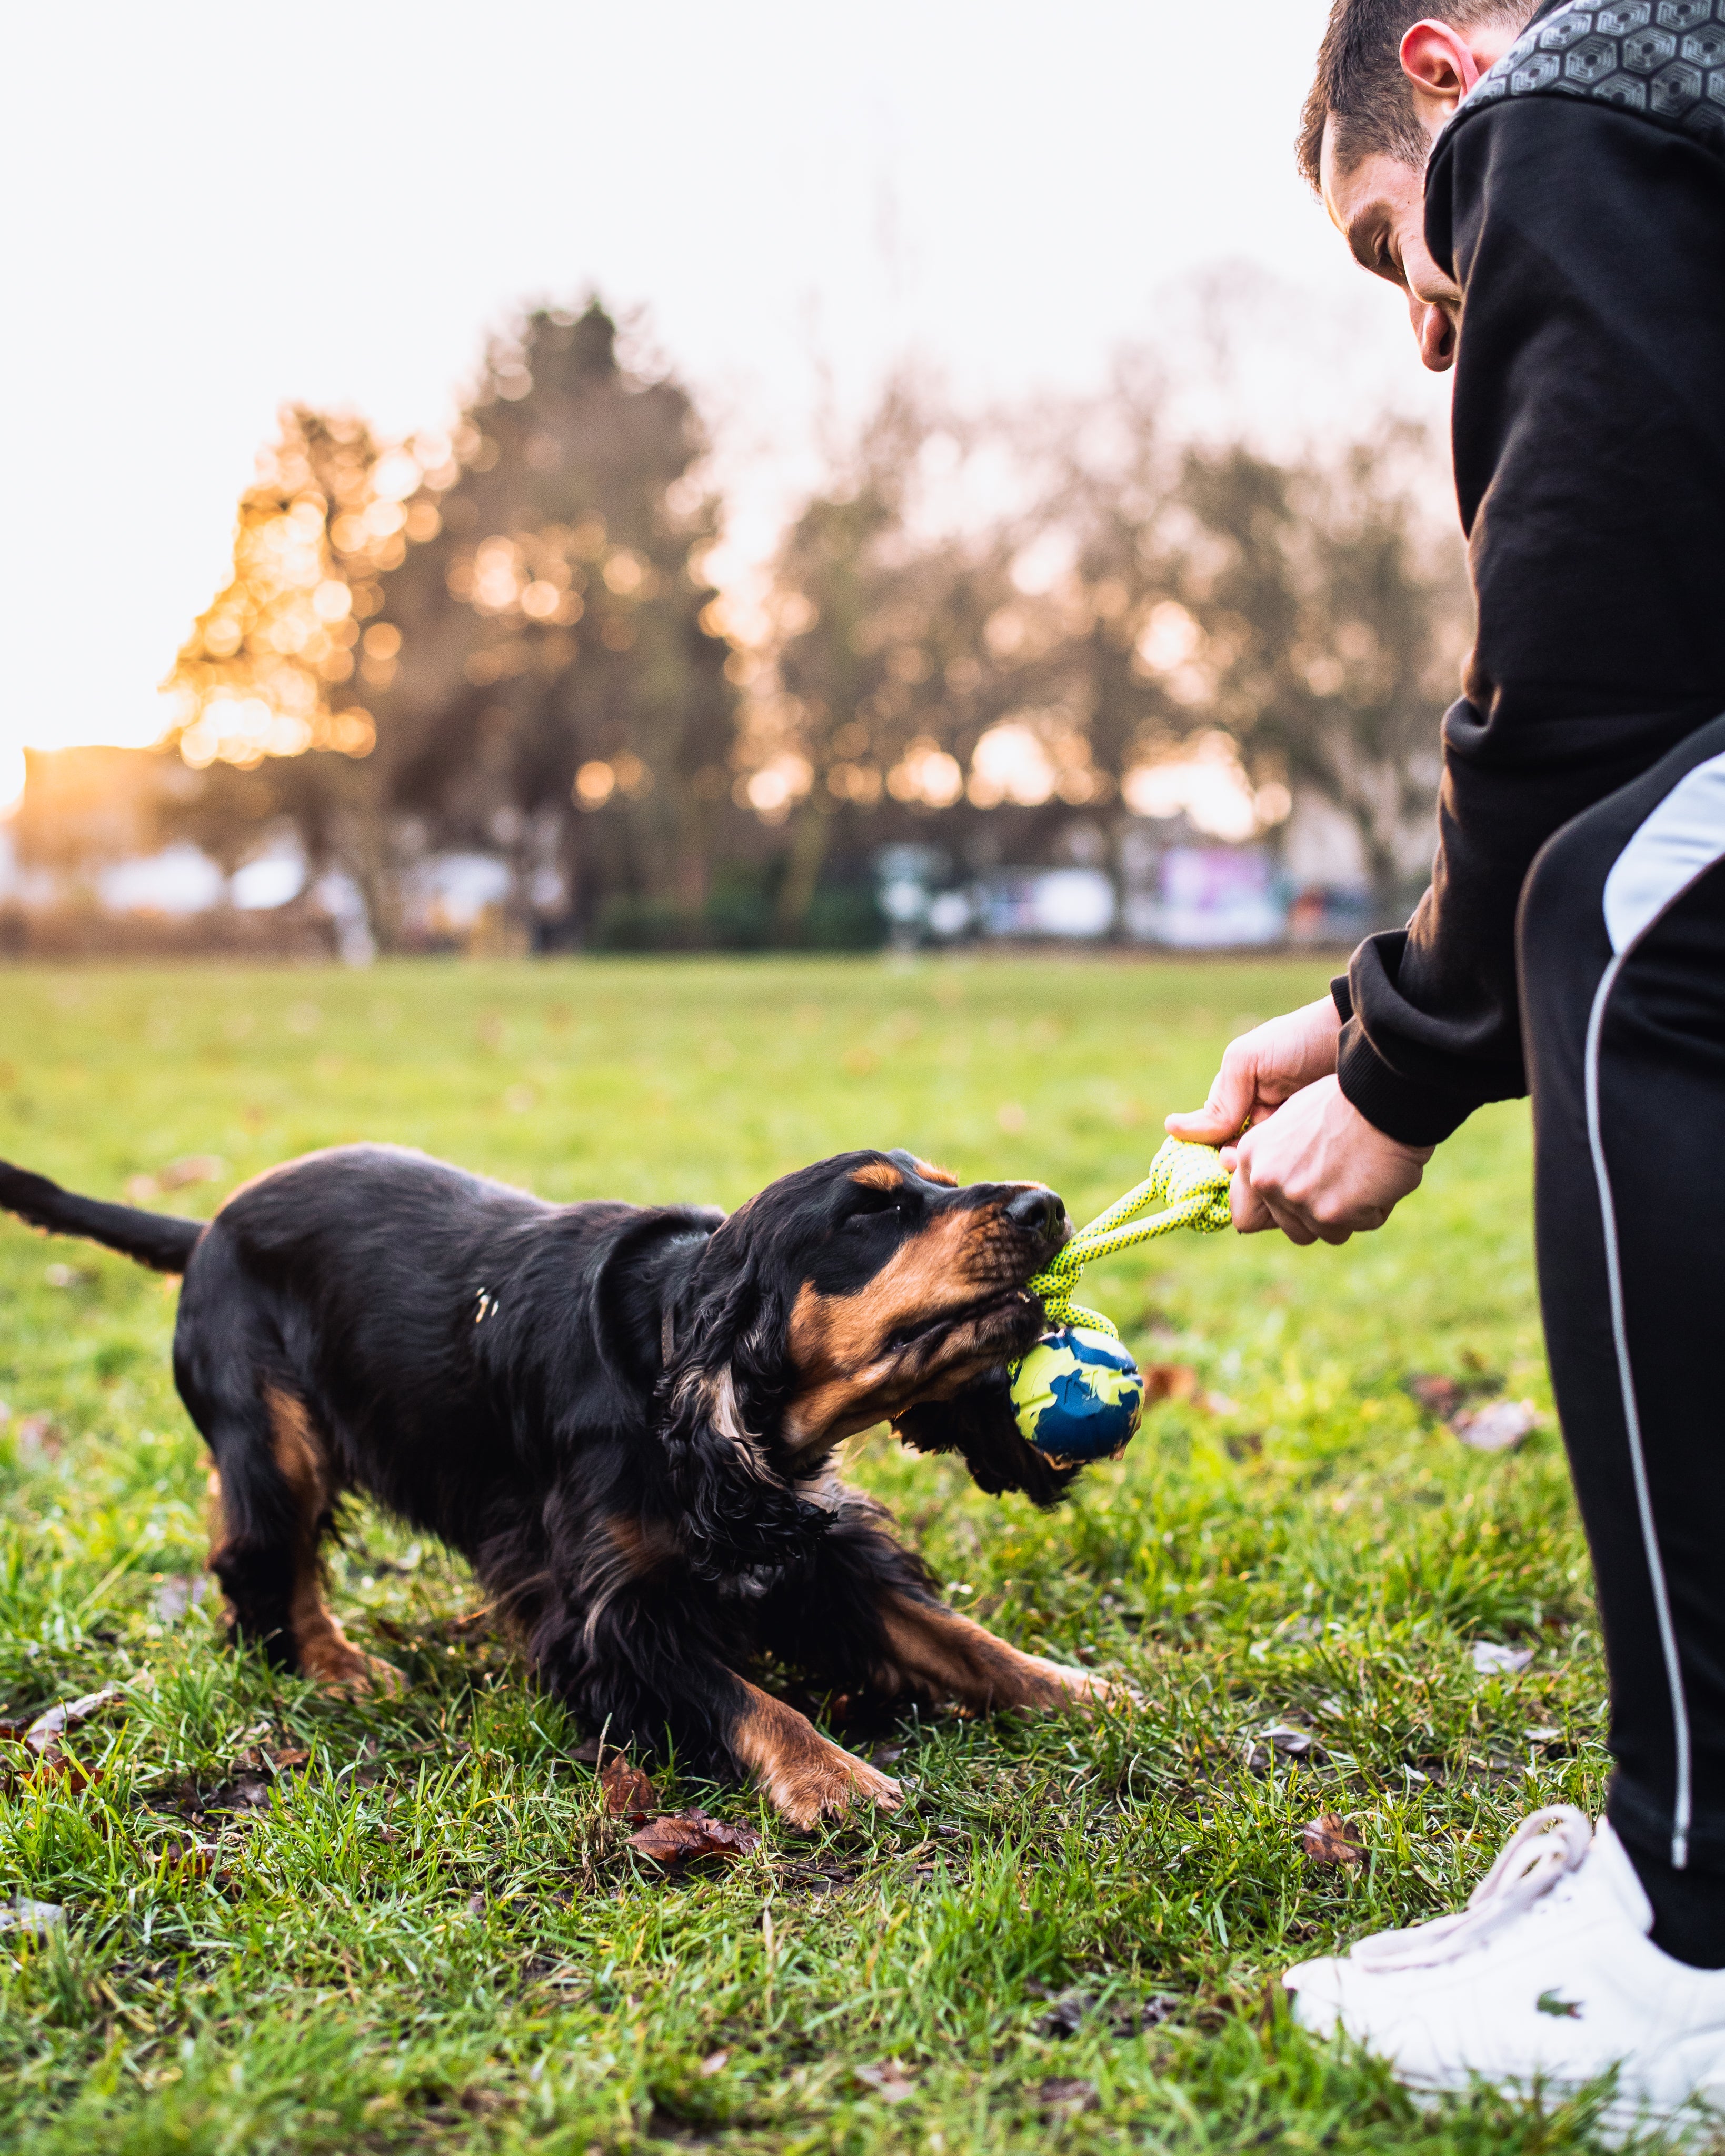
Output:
[
  {"xmin": 1047, "ymin": 379, "xmax": 1464, "ymax": 901},
  {"xmin": 162, "ymin": 408, "xmax": 393, "ymax": 770},
  {"xmin": 1158, "ymin": 427, "xmax": 1464, "ymax": 906},
  {"xmin": 158, "ymin": 406, "xmax": 431, "ymax": 927},
  {"xmin": 752, "ymin": 382, "xmax": 1102, "ymax": 933},
  {"xmin": 363, "ymin": 300, "xmax": 736, "ymax": 944}
]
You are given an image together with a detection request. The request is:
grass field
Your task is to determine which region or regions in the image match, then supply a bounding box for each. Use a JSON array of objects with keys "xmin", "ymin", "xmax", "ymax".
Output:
[{"xmin": 0, "ymin": 955, "xmax": 1634, "ymax": 2154}]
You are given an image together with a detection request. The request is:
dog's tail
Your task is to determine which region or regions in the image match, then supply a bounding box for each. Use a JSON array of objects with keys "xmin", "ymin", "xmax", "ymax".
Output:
[{"xmin": 0, "ymin": 1160, "xmax": 204, "ymax": 1275}]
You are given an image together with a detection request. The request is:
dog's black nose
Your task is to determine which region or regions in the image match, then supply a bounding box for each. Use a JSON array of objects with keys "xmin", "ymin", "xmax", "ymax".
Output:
[{"xmin": 1005, "ymin": 1186, "xmax": 1066, "ymax": 1241}]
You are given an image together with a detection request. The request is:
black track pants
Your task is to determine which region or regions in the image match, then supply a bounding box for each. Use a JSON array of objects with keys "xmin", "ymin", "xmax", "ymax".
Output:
[{"xmin": 1520, "ymin": 710, "xmax": 1725, "ymax": 1876}]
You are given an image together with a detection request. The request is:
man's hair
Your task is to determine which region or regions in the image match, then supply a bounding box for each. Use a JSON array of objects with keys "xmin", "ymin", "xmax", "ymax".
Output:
[{"xmin": 1297, "ymin": 1, "xmax": 1537, "ymax": 192}]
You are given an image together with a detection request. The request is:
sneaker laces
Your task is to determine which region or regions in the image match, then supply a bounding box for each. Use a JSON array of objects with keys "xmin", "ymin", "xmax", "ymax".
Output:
[{"xmin": 1349, "ymin": 1806, "xmax": 1594, "ymax": 1973}]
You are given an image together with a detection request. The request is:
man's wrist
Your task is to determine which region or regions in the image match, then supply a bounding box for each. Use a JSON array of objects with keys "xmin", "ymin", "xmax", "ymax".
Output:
[
  {"xmin": 1305, "ymin": 993, "xmax": 1343, "ymax": 1075},
  {"xmin": 1334, "ymin": 1020, "xmax": 1468, "ymax": 1150}
]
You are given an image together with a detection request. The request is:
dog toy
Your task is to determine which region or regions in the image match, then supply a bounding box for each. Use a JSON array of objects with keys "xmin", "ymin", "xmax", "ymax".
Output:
[{"xmin": 1010, "ymin": 1137, "xmax": 1231, "ymax": 1466}]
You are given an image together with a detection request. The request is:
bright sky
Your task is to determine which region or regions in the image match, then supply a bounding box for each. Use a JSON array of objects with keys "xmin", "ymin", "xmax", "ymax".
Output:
[{"xmin": 1, "ymin": 0, "xmax": 1453, "ymax": 814}]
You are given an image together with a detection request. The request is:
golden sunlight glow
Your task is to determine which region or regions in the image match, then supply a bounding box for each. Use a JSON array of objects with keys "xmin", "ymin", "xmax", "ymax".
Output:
[
  {"xmin": 967, "ymin": 720, "xmax": 1054, "ymax": 807},
  {"xmin": 742, "ymin": 751, "xmax": 813, "ymax": 823},
  {"xmin": 371, "ymin": 450, "xmax": 422, "ymax": 502},
  {"xmin": 575, "ymin": 760, "xmax": 616, "ymax": 807},
  {"xmin": 325, "ymin": 707, "xmax": 377, "ymax": 756},
  {"xmin": 0, "ymin": 743, "xmax": 25, "ymax": 819},
  {"xmin": 1122, "ymin": 728, "xmax": 1272, "ymax": 841},
  {"xmin": 886, "ymin": 738, "xmax": 964, "ymax": 808},
  {"xmin": 179, "ymin": 695, "xmax": 313, "ymax": 769},
  {"xmin": 1133, "ymin": 600, "xmax": 1215, "ymax": 707},
  {"xmin": 611, "ymin": 751, "xmax": 653, "ymax": 797}
]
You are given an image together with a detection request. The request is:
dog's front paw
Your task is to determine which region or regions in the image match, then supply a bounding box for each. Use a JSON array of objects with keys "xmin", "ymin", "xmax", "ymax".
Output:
[
  {"xmin": 1026, "ymin": 1657, "xmax": 1141, "ymax": 1714},
  {"xmin": 764, "ymin": 1737, "xmax": 901, "ymax": 1831},
  {"xmin": 731, "ymin": 1684, "xmax": 901, "ymax": 1830},
  {"xmin": 305, "ymin": 1641, "xmax": 405, "ymax": 1697}
]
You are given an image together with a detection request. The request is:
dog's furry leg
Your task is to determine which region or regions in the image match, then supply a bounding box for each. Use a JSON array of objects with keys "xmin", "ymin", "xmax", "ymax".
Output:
[
  {"xmin": 188, "ymin": 1353, "xmax": 397, "ymax": 1692},
  {"xmin": 529, "ymin": 1542, "xmax": 899, "ymax": 1829},
  {"xmin": 754, "ymin": 1490, "xmax": 1128, "ymax": 1717},
  {"xmin": 873, "ymin": 1589, "xmax": 1124, "ymax": 1712}
]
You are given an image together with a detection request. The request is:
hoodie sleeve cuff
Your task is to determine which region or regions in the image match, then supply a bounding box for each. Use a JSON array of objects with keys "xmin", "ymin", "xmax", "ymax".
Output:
[
  {"xmin": 1330, "ymin": 974, "xmax": 1353, "ymax": 1024},
  {"xmin": 1335, "ymin": 1020, "xmax": 1479, "ymax": 1150}
]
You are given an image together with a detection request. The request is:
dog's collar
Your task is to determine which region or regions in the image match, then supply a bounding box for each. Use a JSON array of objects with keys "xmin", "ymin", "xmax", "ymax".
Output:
[{"xmin": 660, "ymin": 1307, "xmax": 675, "ymax": 1368}]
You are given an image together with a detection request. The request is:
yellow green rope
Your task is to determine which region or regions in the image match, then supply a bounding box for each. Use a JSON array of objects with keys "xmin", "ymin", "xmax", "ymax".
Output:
[{"xmin": 1027, "ymin": 1137, "xmax": 1232, "ymax": 1337}]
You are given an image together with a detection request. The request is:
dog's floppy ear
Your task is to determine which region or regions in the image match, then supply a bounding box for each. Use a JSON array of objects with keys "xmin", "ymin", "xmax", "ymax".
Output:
[
  {"xmin": 655, "ymin": 1265, "xmax": 830, "ymax": 1582},
  {"xmin": 893, "ymin": 1369, "xmax": 1084, "ymax": 1510}
]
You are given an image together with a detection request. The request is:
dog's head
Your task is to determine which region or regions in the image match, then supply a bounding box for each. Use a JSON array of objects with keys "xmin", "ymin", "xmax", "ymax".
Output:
[{"xmin": 655, "ymin": 1150, "xmax": 1077, "ymax": 1578}]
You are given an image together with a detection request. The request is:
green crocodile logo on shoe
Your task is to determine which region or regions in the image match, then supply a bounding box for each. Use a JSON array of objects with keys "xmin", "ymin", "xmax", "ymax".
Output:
[{"xmin": 1536, "ymin": 1991, "xmax": 1583, "ymax": 2020}]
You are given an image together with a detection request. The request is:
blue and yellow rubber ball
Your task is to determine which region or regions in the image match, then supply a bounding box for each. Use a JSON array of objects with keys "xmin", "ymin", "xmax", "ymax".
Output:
[{"xmin": 1009, "ymin": 1327, "xmax": 1146, "ymax": 1465}]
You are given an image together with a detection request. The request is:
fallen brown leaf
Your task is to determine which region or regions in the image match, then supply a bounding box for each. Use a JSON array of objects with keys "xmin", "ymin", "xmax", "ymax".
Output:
[
  {"xmin": 15, "ymin": 1416, "xmax": 62, "ymax": 1461},
  {"xmin": 1035, "ymin": 1991, "xmax": 1095, "ymax": 2038},
  {"xmin": 25, "ymin": 1683, "xmax": 127, "ymax": 1755},
  {"xmin": 1302, "ymin": 1813, "xmax": 1365, "ymax": 1867},
  {"xmin": 266, "ymin": 1745, "xmax": 311, "ymax": 1771},
  {"xmin": 1124, "ymin": 1995, "xmax": 1180, "ymax": 2034},
  {"xmin": 158, "ymin": 1154, "xmax": 226, "ymax": 1192},
  {"xmin": 1452, "ymin": 1399, "xmax": 1539, "ymax": 1452},
  {"xmin": 600, "ymin": 1754, "xmax": 656, "ymax": 1822},
  {"xmin": 1036, "ymin": 2076, "xmax": 1099, "ymax": 2120},
  {"xmin": 156, "ymin": 1838, "xmax": 220, "ymax": 1881},
  {"xmin": 208, "ymin": 1775, "xmax": 270, "ymax": 1811},
  {"xmin": 854, "ymin": 2059, "xmax": 916, "ymax": 2104},
  {"xmin": 627, "ymin": 1809, "xmax": 760, "ymax": 1866},
  {"xmin": 1143, "ymin": 1364, "xmax": 1199, "ymax": 1404},
  {"xmin": 31, "ymin": 1756, "xmax": 103, "ymax": 1794},
  {"xmin": 1407, "ymin": 1373, "xmax": 1464, "ymax": 1418},
  {"xmin": 1472, "ymin": 1640, "xmax": 1534, "ymax": 1678},
  {"xmin": 151, "ymin": 1574, "xmax": 212, "ymax": 1625}
]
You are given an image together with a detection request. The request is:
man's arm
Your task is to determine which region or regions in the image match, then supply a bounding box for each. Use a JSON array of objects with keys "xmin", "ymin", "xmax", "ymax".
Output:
[{"xmin": 1337, "ymin": 96, "xmax": 1725, "ymax": 1149}]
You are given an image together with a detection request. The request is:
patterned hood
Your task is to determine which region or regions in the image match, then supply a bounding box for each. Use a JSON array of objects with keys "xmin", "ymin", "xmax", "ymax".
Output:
[{"xmin": 1445, "ymin": 0, "xmax": 1725, "ymax": 153}]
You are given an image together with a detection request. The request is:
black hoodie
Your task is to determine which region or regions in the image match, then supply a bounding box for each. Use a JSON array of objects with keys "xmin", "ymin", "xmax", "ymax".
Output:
[{"xmin": 1333, "ymin": 0, "xmax": 1725, "ymax": 1145}]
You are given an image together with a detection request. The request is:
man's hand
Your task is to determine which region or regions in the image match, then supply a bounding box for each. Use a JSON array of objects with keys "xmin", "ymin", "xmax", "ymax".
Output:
[
  {"xmin": 1164, "ymin": 997, "xmax": 1344, "ymax": 1145},
  {"xmin": 1222, "ymin": 1076, "xmax": 1433, "ymax": 1245},
  {"xmin": 1168, "ymin": 997, "xmax": 1433, "ymax": 1243}
]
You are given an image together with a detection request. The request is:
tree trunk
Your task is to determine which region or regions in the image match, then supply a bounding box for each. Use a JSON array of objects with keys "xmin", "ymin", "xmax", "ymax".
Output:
[{"xmin": 774, "ymin": 800, "xmax": 832, "ymax": 942}]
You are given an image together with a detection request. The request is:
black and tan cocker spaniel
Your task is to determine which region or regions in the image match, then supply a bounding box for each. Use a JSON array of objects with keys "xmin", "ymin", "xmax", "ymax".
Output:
[{"xmin": 0, "ymin": 1142, "xmax": 1119, "ymax": 1824}]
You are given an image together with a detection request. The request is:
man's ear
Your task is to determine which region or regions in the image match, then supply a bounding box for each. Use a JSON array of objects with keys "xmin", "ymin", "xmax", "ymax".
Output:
[
  {"xmin": 1399, "ymin": 18, "xmax": 1483, "ymax": 129},
  {"xmin": 656, "ymin": 1276, "xmax": 828, "ymax": 1581},
  {"xmin": 894, "ymin": 1370, "xmax": 1084, "ymax": 1511}
]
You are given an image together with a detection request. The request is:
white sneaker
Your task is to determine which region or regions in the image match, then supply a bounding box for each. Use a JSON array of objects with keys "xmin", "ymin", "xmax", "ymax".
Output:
[{"xmin": 1285, "ymin": 1808, "xmax": 1725, "ymax": 2136}]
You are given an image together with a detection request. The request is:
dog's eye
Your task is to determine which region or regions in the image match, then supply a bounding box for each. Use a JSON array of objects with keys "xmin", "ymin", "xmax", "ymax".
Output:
[{"xmin": 845, "ymin": 1189, "xmax": 905, "ymax": 1229}]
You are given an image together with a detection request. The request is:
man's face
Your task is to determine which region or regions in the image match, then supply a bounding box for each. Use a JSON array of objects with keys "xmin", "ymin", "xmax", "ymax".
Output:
[
  {"xmin": 1317, "ymin": 13, "xmax": 1533, "ymax": 371},
  {"xmin": 1320, "ymin": 133, "xmax": 1460, "ymax": 373}
]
